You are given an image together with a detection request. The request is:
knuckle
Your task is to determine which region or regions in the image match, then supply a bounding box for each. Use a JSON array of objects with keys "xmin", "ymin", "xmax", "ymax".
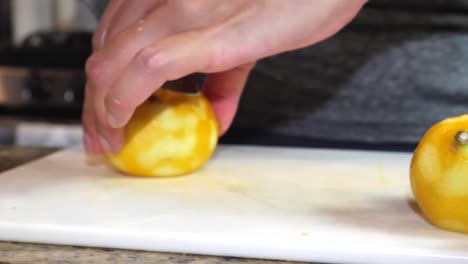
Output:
[
  {"xmin": 85, "ymin": 53, "xmax": 106, "ymax": 85},
  {"xmin": 206, "ymin": 32, "xmax": 254, "ymax": 72},
  {"xmin": 85, "ymin": 54, "xmax": 100, "ymax": 75},
  {"xmin": 136, "ymin": 46, "xmax": 168, "ymax": 74}
]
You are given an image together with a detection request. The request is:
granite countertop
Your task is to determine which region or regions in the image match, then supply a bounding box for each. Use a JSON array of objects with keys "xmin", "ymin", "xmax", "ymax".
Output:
[
  {"xmin": 0, "ymin": 242, "xmax": 305, "ymax": 264},
  {"xmin": 0, "ymin": 145, "xmax": 309, "ymax": 264}
]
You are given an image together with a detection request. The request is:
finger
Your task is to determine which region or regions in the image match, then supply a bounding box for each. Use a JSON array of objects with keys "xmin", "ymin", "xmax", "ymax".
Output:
[
  {"xmin": 95, "ymin": 119, "xmax": 125, "ymax": 155},
  {"xmin": 82, "ymin": 116, "xmax": 100, "ymax": 154},
  {"xmin": 92, "ymin": 0, "xmax": 125, "ymax": 50},
  {"xmin": 86, "ymin": 7, "xmax": 171, "ymax": 97},
  {"xmin": 85, "ymin": 7, "xmax": 173, "ymax": 148},
  {"xmin": 203, "ymin": 63, "xmax": 255, "ymax": 135},
  {"xmin": 85, "ymin": 0, "xmax": 125, "ymax": 154},
  {"xmin": 90, "ymin": 79, "xmax": 125, "ymax": 154},
  {"xmin": 103, "ymin": 30, "xmax": 211, "ymax": 128},
  {"xmin": 82, "ymin": 83, "xmax": 102, "ymax": 154},
  {"xmin": 103, "ymin": 27, "xmax": 260, "ymax": 129},
  {"xmin": 83, "ymin": 81, "xmax": 124, "ymax": 155},
  {"xmin": 104, "ymin": 0, "xmax": 165, "ymax": 45}
]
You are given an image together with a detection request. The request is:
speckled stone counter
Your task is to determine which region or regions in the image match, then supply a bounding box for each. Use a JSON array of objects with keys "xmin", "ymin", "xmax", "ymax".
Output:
[
  {"xmin": 0, "ymin": 145, "xmax": 310, "ymax": 264},
  {"xmin": 0, "ymin": 242, "xmax": 312, "ymax": 264}
]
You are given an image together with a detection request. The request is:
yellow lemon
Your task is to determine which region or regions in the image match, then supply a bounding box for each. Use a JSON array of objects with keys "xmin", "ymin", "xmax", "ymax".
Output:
[
  {"xmin": 106, "ymin": 88, "xmax": 219, "ymax": 177},
  {"xmin": 410, "ymin": 114, "xmax": 468, "ymax": 233}
]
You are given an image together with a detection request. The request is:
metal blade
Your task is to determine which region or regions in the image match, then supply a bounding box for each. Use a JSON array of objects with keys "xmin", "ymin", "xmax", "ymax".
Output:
[{"xmin": 163, "ymin": 73, "xmax": 205, "ymax": 95}]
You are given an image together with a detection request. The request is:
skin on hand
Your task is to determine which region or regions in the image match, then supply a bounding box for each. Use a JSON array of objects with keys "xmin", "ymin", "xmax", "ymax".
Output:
[{"xmin": 82, "ymin": 0, "xmax": 368, "ymax": 155}]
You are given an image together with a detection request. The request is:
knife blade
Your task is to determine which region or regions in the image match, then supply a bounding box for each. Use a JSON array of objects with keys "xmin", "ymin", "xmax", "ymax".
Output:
[{"xmin": 162, "ymin": 73, "xmax": 205, "ymax": 95}]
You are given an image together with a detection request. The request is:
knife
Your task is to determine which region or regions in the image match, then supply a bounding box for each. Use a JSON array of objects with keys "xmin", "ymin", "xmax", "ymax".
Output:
[{"xmin": 162, "ymin": 73, "xmax": 205, "ymax": 95}]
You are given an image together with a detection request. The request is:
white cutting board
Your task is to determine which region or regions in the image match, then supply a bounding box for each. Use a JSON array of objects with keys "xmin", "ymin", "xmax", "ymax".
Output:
[{"xmin": 0, "ymin": 145, "xmax": 468, "ymax": 264}]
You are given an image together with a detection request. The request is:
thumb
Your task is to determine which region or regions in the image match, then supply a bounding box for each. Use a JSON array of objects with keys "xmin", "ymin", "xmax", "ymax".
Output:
[{"xmin": 203, "ymin": 63, "xmax": 254, "ymax": 135}]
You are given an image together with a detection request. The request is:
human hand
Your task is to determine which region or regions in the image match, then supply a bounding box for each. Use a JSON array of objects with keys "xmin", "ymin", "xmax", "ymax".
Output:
[{"xmin": 83, "ymin": 0, "xmax": 367, "ymax": 154}]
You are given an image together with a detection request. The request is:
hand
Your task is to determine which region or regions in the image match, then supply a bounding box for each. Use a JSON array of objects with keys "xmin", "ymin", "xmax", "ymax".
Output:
[{"xmin": 83, "ymin": 0, "xmax": 367, "ymax": 154}]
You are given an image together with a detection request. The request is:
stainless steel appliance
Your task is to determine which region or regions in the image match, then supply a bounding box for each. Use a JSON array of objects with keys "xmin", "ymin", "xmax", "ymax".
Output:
[
  {"xmin": 0, "ymin": 0, "xmax": 95, "ymax": 147},
  {"xmin": 0, "ymin": 0, "xmax": 11, "ymax": 45},
  {"xmin": 0, "ymin": 31, "xmax": 90, "ymax": 115}
]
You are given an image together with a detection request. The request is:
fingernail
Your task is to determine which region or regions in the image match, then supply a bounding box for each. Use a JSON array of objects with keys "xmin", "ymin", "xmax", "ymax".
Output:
[
  {"xmin": 107, "ymin": 112, "xmax": 123, "ymax": 128},
  {"xmin": 98, "ymin": 135, "xmax": 112, "ymax": 153},
  {"xmin": 106, "ymin": 97, "xmax": 126, "ymax": 128}
]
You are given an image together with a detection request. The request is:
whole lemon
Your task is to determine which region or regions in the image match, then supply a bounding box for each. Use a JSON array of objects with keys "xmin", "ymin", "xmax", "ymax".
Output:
[
  {"xmin": 410, "ymin": 114, "xmax": 468, "ymax": 233},
  {"xmin": 106, "ymin": 88, "xmax": 219, "ymax": 177}
]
